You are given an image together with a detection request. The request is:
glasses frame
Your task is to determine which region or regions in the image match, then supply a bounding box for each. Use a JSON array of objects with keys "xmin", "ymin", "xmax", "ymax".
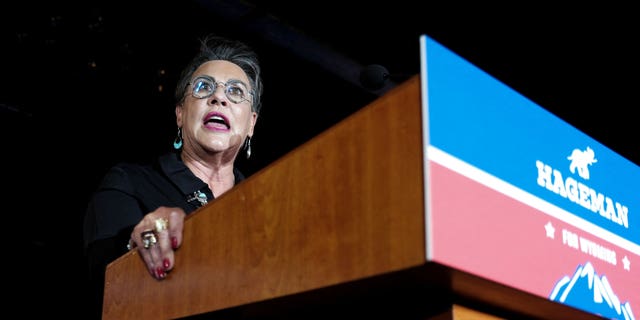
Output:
[{"xmin": 189, "ymin": 75, "xmax": 253, "ymax": 104}]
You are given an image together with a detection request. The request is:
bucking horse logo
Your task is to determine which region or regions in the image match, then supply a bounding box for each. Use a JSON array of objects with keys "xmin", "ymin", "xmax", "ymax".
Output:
[{"xmin": 567, "ymin": 147, "xmax": 597, "ymax": 180}]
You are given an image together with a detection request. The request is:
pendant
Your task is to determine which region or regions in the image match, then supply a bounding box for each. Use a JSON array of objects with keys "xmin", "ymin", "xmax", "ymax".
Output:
[
  {"xmin": 195, "ymin": 190, "xmax": 208, "ymax": 206},
  {"xmin": 187, "ymin": 190, "xmax": 208, "ymax": 207}
]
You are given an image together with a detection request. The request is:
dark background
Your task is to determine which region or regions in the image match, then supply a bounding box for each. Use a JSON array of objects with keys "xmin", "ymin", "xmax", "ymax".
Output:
[{"xmin": 1, "ymin": 1, "xmax": 637, "ymax": 317}]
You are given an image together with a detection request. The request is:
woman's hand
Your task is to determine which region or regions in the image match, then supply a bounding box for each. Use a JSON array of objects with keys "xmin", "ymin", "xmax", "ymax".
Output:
[{"xmin": 128, "ymin": 206, "xmax": 186, "ymax": 279}]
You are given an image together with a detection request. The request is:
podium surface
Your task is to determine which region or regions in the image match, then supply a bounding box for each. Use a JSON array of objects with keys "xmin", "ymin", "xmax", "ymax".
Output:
[{"xmin": 103, "ymin": 75, "xmax": 428, "ymax": 319}]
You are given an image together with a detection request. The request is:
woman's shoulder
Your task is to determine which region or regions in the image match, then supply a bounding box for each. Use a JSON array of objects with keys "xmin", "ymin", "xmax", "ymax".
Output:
[
  {"xmin": 107, "ymin": 159, "xmax": 155, "ymax": 177},
  {"xmin": 99, "ymin": 154, "xmax": 172, "ymax": 188}
]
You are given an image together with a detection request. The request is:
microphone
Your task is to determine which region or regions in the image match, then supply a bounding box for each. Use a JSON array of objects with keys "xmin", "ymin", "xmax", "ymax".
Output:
[{"xmin": 359, "ymin": 64, "xmax": 390, "ymax": 90}]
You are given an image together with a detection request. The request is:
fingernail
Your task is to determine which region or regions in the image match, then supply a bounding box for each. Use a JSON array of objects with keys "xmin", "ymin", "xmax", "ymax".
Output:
[
  {"xmin": 163, "ymin": 258, "xmax": 170, "ymax": 270},
  {"xmin": 171, "ymin": 237, "xmax": 178, "ymax": 249},
  {"xmin": 157, "ymin": 267, "xmax": 166, "ymax": 279}
]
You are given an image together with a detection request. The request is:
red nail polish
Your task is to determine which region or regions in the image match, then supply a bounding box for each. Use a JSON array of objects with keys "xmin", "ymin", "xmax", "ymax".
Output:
[
  {"xmin": 163, "ymin": 258, "xmax": 170, "ymax": 270},
  {"xmin": 157, "ymin": 267, "xmax": 165, "ymax": 279},
  {"xmin": 171, "ymin": 237, "xmax": 178, "ymax": 249}
]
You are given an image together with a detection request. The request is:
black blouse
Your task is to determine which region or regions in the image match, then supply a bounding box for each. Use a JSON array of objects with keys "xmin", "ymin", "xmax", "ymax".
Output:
[{"xmin": 82, "ymin": 151, "xmax": 244, "ymax": 318}]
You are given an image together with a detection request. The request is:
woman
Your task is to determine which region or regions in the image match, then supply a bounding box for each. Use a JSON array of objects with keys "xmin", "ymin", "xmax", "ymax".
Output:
[{"xmin": 83, "ymin": 34, "xmax": 263, "ymax": 318}]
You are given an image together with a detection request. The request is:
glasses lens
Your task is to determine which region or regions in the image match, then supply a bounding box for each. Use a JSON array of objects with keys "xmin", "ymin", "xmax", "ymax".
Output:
[
  {"xmin": 192, "ymin": 78, "xmax": 214, "ymax": 99},
  {"xmin": 225, "ymin": 83, "xmax": 247, "ymax": 103}
]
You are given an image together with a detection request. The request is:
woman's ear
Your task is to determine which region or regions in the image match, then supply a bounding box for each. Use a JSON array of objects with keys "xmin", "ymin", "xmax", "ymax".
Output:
[
  {"xmin": 248, "ymin": 112, "xmax": 258, "ymax": 136},
  {"xmin": 175, "ymin": 104, "xmax": 183, "ymax": 127}
]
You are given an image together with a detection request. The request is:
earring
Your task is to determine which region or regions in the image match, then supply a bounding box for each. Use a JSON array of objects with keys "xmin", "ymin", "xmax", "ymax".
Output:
[
  {"xmin": 244, "ymin": 136, "xmax": 252, "ymax": 159},
  {"xmin": 173, "ymin": 127, "xmax": 183, "ymax": 150}
]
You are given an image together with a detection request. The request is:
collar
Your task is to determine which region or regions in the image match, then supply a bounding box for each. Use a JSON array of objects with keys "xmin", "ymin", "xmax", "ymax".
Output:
[{"xmin": 157, "ymin": 151, "xmax": 245, "ymax": 203}]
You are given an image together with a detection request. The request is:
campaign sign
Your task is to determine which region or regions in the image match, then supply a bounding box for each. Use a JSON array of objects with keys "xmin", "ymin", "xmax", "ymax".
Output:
[{"xmin": 421, "ymin": 34, "xmax": 638, "ymax": 320}]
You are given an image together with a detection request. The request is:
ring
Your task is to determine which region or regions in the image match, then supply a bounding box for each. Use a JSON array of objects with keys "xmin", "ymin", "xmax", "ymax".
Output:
[
  {"xmin": 141, "ymin": 230, "xmax": 157, "ymax": 249},
  {"xmin": 155, "ymin": 218, "xmax": 169, "ymax": 233}
]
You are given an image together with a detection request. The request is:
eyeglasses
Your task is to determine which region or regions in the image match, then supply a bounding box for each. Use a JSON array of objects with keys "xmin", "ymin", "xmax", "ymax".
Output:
[{"xmin": 189, "ymin": 75, "xmax": 252, "ymax": 104}]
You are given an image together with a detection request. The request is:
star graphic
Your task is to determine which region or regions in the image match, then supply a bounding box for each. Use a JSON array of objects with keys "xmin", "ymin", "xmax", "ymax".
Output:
[
  {"xmin": 545, "ymin": 222, "xmax": 555, "ymax": 239},
  {"xmin": 622, "ymin": 255, "xmax": 631, "ymax": 271}
]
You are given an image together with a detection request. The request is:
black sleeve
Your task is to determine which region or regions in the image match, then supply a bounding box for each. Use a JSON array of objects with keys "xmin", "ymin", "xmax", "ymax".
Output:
[
  {"xmin": 84, "ymin": 226, "xmax": 132, "ymax": 320},
  {"xmin": 83, "ymin": 188, "xmax": 142, "ymax": 319},
  {"xmin": 82, "ymin": 166, "xmax": 146, "ymax": 319}
]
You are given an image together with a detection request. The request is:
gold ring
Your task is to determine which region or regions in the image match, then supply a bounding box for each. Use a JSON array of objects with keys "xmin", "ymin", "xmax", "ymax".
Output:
[
  {"xmin": 155, "ymin": 218, "xmax": 169, "ymax": 233},
  {"xmin": 141, "ymin": 230, "xmax": 157, "ymax": 249}
]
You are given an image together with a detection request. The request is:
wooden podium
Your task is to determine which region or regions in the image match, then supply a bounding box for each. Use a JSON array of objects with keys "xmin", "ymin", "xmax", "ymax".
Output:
[{"xmin": 102, "ymin": 76, "xmax": 603, "ymax": 320}]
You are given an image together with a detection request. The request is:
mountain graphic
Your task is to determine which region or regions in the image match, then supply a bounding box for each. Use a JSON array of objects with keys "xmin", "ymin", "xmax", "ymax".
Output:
[{"xmin": 550, "ymin": 261, "xmax": 635, "ymax": 320}]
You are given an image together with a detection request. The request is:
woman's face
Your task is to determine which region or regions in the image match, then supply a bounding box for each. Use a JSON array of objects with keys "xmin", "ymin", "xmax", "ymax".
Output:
[{"xmin": 176, "ymin": 60, "xmax": 257, "ymax": 157}]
